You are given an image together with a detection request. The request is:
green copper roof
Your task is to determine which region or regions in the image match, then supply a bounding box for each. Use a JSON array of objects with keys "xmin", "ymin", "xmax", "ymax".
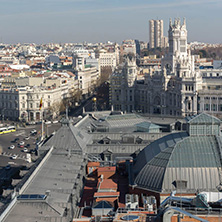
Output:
[
  {"xmin": 168, "ymin": 136, "xmax": 220, "ymax": 167},
  {"xmin": 134, "ymin": 132, "xmax": 222, "ymax": 193},
  {"xmin": 187, "ymin": 113, "xmax": 221, "ymax": 124}
]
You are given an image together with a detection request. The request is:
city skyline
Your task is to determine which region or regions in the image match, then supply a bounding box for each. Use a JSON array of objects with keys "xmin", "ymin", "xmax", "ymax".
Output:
[{"xmin": 0, "ymin": 0, "xmax": 222, "ymax": 44}]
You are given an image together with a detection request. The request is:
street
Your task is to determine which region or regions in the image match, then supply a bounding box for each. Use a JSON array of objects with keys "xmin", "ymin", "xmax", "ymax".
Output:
[{"xmin": 0, "ymin": 122, "xmax": 61, "ymax": 169}]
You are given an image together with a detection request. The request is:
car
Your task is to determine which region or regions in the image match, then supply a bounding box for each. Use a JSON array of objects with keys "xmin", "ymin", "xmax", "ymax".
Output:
[
  {"xmin": 45, "ymin": 121, "xmax": 51, "ymax": 125},
  {"xmin": 14, "ymin": 138, "xmax": 19, "ymax": 142},
  {"xmin": 25, "ymin": 136, "xmax": 30, "ymax": 140},
  {"xmin": 19, "ymin": 141, "xmax": 25, "ymax": 145},
  {"xmin": 11, "ymin": 154, "xmax": 18, "ymax": 160},
  {"xmin": 26, "ymin": 121, "xmax": 36, "ymax": 125},
  {"xmin": 5, "ymin": 164, "xmax": 11, "ymax": 170},
  {"xmin": 23, "ymin": 148, "xmax": 28, "ymax": 153},
  {"xmin": 30, "ymin": 129, "xmax": 37, "ymax": 134},
  {"xmin": 20, "ymin": 145, "xmax": 24, "ymax": 148},
  {"xmin": 26, "ymin": 144, "xmax": 30, "ymax": 148},
  {"xmin": 9, "ymin": 145, "xmax": 15, "ymax": 149},
  {"xmin": 52, "ymin": 120, "xmax": 58, "ymax": 124}
]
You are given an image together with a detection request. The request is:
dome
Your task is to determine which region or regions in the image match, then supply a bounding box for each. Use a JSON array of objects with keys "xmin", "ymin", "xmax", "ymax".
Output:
[{"xmin": 133, "ymin": 114, "xmax": 222, "ymax": 194}]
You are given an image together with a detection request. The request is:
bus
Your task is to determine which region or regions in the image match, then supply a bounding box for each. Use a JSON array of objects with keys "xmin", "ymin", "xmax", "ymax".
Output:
[{"xmin": 0, "ymin": 126, "xmax": 16, "ymax": 135}]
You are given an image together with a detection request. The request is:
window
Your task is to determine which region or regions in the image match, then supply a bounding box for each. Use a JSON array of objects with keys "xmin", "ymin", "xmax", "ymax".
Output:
[
  {"xmin": 180, "ymin": 40, "xmax": 186, "ymax": 45},
  {"xmin": 212, "ymin": 104, "xmax": 217, "ymax": 111},
  {"xmin": 30, "ymin": 103, "xmax": 33, "ymax": 108},
  {"xmin": 172, "ymin": 180, "xmax": 187, "ymax": 189},
  {"xmin": 188, "ymin": 102, "xmax": 191, "ymax": 110}
]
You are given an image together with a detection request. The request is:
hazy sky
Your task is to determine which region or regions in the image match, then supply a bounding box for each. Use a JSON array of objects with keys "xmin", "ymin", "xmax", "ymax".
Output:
[{"xmin": 0, "ymin": 0, "xmax": 221, "ymax": 44}]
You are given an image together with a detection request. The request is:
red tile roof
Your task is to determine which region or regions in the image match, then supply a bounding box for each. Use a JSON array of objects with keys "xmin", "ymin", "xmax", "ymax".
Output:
[
  {"xmin": 94, "ymin": 192, "xmax": 120, "ymax": 198},
  {"xmin": 99, "ymin": 179, "xmax": 117, "ymax": 190}
]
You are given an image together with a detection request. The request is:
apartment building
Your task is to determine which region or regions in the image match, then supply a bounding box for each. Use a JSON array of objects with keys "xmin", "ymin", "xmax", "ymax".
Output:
[{"xmin": 149, "ymin": 19, "xmax": 168, "ymax": 48}]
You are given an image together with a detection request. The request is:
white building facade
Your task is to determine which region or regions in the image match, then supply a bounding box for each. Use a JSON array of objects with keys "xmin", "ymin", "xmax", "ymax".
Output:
[
  {"xmin": 110, "ymin": 18, "xmax": 222, "ymax": 118},
  {"xmin": 0, "ymin": 77, "xmax": 78, "ymax": 122}
]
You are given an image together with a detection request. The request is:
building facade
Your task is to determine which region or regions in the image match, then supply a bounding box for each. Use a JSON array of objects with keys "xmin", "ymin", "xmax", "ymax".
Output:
[
  {"xmin": 110, "ymin": 18, "xmax": 222, "ymax": 118},
  {"xmin": 0, "ymin": 77, "xmax": 77, "ymax": 122}
]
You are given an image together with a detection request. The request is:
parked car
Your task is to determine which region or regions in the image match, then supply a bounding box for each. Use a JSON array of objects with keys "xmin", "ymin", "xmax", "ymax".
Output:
[
  {"xmin": 23, "ymin": 148, "xmax": 28, "ymax": 153},
  {"xmin": 19, "ymin": 141, "xmax": 25, "ymax": 145},
  {"xmin": 5, "ymin": 164, "xmax": 11, "ymax": 170},
  {"xmin": 25, "ymin": 136, "xmax": 30, "ymax": 140},
  {"xmin": 26, "ymin": 144, "xmax": 30, "ymax": 148},
  {"xmin": 9, "ymin": 145, "xmax": 15, "ymax": 149},
  {"xmin": 11, "ymin": 154, "xmax": 18, "ymax": 160},
  {"xmin": 20, "ymin": 145, "xmax": 24, "ymax": 148}
]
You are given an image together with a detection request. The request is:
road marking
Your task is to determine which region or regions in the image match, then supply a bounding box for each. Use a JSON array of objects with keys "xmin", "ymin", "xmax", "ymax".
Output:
[
  {"xmin": 1, "ymin": 152, "xmax": 27, "ymax": 160},
  {"xmin": 15, "ymin": 130, "xmax": 25, "ymax": 136},
  {"xmin": 8, "ymin": 162, "xmax": 15, "ymax": 165}
]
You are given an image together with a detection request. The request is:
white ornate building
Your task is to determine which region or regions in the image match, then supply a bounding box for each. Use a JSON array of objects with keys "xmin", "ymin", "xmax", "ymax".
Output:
[
  {"xmin": 110, "ymin": 18, "xmax": 222, "ymax": 118},
  {"xmin": 0, "ymin": 76, "xmax": 78, "ymax": 122}
]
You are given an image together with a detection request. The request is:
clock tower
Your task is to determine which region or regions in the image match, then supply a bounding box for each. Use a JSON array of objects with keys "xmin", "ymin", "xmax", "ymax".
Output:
[{"xmin": 161, "ymin": 18, "xmax": 189, "ymax": 75}]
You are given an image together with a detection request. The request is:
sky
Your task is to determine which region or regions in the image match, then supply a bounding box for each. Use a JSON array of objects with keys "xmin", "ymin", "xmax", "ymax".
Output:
[{"xmin": 0, "ymin": 0, "xmax": 222, "ymax": 44}]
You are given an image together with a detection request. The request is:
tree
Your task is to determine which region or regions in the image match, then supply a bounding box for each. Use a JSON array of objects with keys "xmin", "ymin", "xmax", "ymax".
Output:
[
  {"xmin": 100, "ymin": 66, "xmax": 112, "ymax": 84},
  {"xmin": 47, "ymin": 101, "xmax": 61, "ymax": 120}
]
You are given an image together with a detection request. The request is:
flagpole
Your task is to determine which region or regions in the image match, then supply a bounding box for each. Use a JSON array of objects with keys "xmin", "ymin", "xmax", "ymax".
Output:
[
  {"xmin": 41, "ymin": 107, "xmax": 44, "ymax": 140},
  {"xmin": 39, "ymin": 97, "xmax": 44, "ymax": 141}
]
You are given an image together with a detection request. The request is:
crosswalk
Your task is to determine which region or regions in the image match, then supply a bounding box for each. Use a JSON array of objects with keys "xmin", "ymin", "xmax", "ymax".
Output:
[
  {"xmin": 1, "ymin": 151, "xmax": 27, "ymax": 160},
  {"xmin": 14, "ymin": 130, "xmax": 26, "ymax": 137}
]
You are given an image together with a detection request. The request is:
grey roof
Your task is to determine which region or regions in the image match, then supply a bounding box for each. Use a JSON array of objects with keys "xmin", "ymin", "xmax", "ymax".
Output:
[
  {"xmin": 133, "ymin": 132, "xmax": 189, "ymax": 175},
  {"xmin": 105, "ymin": 114, "xmax": 149, "ymax": 129},
  {"xmin": 87, "ymin": 144, "xmax": 146, "ymax": 154},
  {"xmin": 90, "ymin": 113, "xmax": 158, "ymax": 133},
  {"xmin": 45, "ymin": 123, "xmax": 92, "ymax": 153},
  {"xmin": 4, "ymin": 202, "xmax": 64, "ymax": 222},
  {"xmin": 134, "ymin": 133, "xmax": 222, "ymax": 193},
  {"xmin": 187, "ymin": 112, "xmax": 221, "ymax": 124},
  {"xmin": 4, "ymin": 122, "xmax": 88, "ymax": 222},
  {"xmin": 91, "ymin": 132, "xmax": 168, "ymax": 141}
]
